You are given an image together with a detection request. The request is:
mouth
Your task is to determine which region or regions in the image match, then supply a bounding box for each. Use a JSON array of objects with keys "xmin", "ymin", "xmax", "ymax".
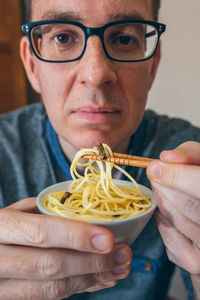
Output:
[{"xmin": 72, "ymin": 106, "xmax": 121, "ymax": 122}]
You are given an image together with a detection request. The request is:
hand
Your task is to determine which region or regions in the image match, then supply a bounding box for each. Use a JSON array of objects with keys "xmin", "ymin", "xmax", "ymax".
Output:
[
  {"xmin": 0, "ymin": 198, "xmax": 132, "ymax": 300},
  {"xmin": 147, "ymin": 141, "xmax": 200, "ymax": 275}
]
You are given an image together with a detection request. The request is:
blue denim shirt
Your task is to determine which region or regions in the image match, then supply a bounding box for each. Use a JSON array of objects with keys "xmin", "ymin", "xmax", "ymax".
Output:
[
  {"xmin": 0, "ymin": 103, "xmax": 198, "ymax": 299},
  {"xmin": 46, "ymin": 117, "xmax": 194, "ymax": 300}
]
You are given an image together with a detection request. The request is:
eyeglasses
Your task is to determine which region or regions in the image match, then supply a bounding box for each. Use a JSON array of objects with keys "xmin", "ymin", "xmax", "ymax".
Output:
[{"xmin": 22, "ymin": 19, "xmax": 166, "ymax": 63}]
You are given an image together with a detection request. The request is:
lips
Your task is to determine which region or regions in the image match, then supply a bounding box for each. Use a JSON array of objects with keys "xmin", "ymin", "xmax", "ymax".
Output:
[{"xmin": 72, "ymin": 106, "xmax": 121, "ymax": 122}]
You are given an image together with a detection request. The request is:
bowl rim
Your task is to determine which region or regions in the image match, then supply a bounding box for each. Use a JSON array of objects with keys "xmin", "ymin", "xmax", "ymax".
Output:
[{"xmin": 36, "ymin": 179, "xmax": 157, "ymax": 224}]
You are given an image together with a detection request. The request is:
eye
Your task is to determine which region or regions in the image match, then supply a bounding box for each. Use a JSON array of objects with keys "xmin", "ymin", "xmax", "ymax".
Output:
[
  {"xmin": 109, "ymin": 33, "xmax": 139, "ymax": 49},
  {"xmin": 53, "ymin": 33, "xmax": 72, "ymax": 44},
  {"xmin": 117, "ymin": 35, "xmax": 133, "ymax": 45}
]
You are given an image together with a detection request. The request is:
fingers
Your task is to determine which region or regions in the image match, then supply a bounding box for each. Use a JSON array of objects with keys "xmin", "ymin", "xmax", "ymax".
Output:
[
  {"xmin": 160, "ymin": 141, "xmax": 200, "ymax": 165},
  {"xmin": 0, "ymin": 272, "xmax": 124, "ymax": 300},
  {"xmin": 147, "ymin": 141, "xmax": 200, "ymax": 197},
  {"xmin": 156, "ymin": 211, "xmax": 200, "ymax": 274},
  {"xmin": 151, "ymin": 183, "xmax": 200, "ymax": 244},
  {"xmin": 147, "ymin": 160, "xmax": 200, "ymax": 199},
  {"xmin": 152, "ymin": 181, "xmax": 200, "ymax": 225},
  {"xmin": 0, "ymin": 243, "xmax": 132, "ymax": 280},
  {"xmin": 147, "ymin": 141, "xmax": 200, "ymax": 277},
  {"xmin": 85, "ymin": 280, "xmax": 117, "ymax": 292},
  {"xmin": 0, "ymin": 208, "xmax": 114, "ymax": 253}
]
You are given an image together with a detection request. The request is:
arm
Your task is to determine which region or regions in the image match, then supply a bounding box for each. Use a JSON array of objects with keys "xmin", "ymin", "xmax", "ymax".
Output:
[
  {"xmin": 147, "ymin": 141, "xmax": 200, "ymax": 299},
  {"xmin": 0, "ymin": 198, "xmax": 132, "ymax": 299}
]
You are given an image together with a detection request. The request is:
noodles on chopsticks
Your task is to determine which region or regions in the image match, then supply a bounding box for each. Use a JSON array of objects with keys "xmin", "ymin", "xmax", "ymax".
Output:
[{"xmin": 42, "ymin": 143, "xmax": 152, "ymax": 222}]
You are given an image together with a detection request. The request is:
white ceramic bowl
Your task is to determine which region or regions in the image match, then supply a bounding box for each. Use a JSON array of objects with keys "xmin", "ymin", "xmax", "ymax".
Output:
[{"xmin": 36, "ymin": 179, "xmax": 157, "ymax": 245}]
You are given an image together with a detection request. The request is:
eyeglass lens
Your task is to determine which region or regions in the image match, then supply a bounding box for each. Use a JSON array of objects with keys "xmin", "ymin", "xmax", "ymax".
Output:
[{"xmin": 31, "ymin": 22, "xmax": 159, "ymax": 62}]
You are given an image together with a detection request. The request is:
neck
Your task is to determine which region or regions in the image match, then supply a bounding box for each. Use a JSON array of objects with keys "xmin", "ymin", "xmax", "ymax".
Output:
[{"xmin": 58, "ymin": 137, "xmax": 79, "ymax": 164}]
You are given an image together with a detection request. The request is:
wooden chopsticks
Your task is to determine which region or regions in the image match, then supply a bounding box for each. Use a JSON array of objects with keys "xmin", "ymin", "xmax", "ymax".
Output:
[{"xmin": 81, "ymin": 152, "xmax": 154, "ymax": 168}]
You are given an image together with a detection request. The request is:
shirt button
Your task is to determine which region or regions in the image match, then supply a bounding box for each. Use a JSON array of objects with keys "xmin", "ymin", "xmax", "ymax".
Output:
[{"xmin": 143, "ymin": 262, "xmax": 153, "ymax": 271}]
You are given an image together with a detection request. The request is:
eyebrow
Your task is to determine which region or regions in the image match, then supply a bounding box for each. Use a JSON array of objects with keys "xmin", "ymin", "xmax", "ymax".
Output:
[
  {"xmin": 108, "ymin": 13, "xmax": 145, "ymax": 22},
  {"xmin": 40, "ymin": 11, "xmax": 85, "ymax": 22},
  {"xmin": 39, "ymin": 11, "xmax": 145, "ymax": 24}
]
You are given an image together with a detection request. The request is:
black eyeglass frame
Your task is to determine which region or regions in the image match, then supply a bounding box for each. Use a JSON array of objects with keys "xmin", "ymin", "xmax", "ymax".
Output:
[{"xmin": 22, "ymin": 19, "xmax": 166, "ymax": 63}]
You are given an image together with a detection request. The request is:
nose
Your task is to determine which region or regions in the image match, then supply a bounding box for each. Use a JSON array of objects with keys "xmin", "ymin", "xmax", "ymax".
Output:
[{"xmin": 77, "ymin": 36, "xmax": 117, "ymax": 88}]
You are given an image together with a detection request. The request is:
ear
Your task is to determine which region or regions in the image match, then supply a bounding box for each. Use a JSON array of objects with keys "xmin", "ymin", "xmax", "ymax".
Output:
[
  {"xmin": 20, "ymin": 36, "xmax": 41, "ymax": 94},
  {"xmin": 149, "ymin": 41, "xmax": 161, "ymax": 89}
]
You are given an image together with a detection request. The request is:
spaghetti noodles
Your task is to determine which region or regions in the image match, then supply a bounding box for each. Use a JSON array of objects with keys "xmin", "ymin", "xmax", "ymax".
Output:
[{"xmin": 42, "ymin": 144, "xmax": 152, "ymax": 222}]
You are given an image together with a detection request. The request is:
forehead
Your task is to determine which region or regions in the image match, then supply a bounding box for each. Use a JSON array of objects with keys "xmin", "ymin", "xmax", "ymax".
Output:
[{"xmin": 31, "ymin": 0, "xmax": 153, "ymax": 25}]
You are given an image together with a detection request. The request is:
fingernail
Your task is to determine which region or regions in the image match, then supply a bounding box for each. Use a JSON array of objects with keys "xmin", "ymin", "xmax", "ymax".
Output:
[
  {"xmin": 112, "ymin": 266, "xmax": 129, "ymax": 275},
  {"xmin": 114, "ymin": 247, "xmax": 130, "ymax": 264},
  {"xmin": 92, "ymin": 235, "xmax": 109, "ymax": 251},
  {"xmin": 149, "ymin": 162, "xmax": 162, "ymax": 178}
]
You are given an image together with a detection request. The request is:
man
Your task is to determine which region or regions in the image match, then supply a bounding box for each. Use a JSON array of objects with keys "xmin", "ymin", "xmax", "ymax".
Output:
[{"xmin": 0, "ymin": 0, "xmax": 200, "ymax": 299}]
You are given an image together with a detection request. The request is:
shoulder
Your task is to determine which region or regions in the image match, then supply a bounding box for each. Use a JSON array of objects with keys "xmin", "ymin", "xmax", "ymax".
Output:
[
  {"xmin": 0, "ymin": 103, "xmax": 46, "ymax": 140},
  {"xmin": 0, "ymin": 103, "xmax": 47, "ymax": 159},
  {"xmin": 144, "ymin": 109, "xmax": 200, "ymax": 138},
  {"xmin": 143, "ymin": 110, "xmax": 200, "ymax": 156},
  {"xmin": 0, "ymin": 103, "xmax": 55, "ymax": 207},
  {"xmin": 0, "ymin": 102, "xmax": 46, "ymax": 127}
]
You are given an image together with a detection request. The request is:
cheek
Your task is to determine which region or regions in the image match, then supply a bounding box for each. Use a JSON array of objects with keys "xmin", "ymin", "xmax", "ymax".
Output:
[
  {"xmin": 117, "ymin": 63, "xmax": 153, "ymax": 133},
  {"xmin": 35, "ymin": 64, "xmax": 76, "ymax": 119},
  {"xmin": 120, "ymin": 64, "xmax": 152, "ymax": 107},
  {"xmin": 37, "ymin": 66, "xmax": 66, "ymax": 96}
]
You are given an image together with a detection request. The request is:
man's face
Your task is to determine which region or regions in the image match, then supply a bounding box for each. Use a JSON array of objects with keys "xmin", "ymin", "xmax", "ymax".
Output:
[{"xmin": 22, "ymin": 0, "xmax": 160, "ymax": 152}]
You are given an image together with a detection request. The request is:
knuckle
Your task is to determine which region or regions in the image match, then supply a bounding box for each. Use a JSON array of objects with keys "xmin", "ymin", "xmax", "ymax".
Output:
[
  {"xmin": 41, "ymin": 273, "xmax": 113, "ymax": 298},
  {"xmin": 181, "ymin": 195, "xmax": 200, "ymax": 221},
  {"xmin": 41, "ymin": 279, "xmax": 68, "ymax": 299},
  {"xmin": 41, "ymin": 280, "xmax": 62, "ymax": 299},
  {"xmin": 94, "ymin": 254, "xmax": 106, "ymax": 272},
  {"xmin": 94, "ymin": 272, "xmax": 108, "ymax": 285},
  {"xmin": 156, "ymin": 198, "xmax": 174, "ymax": 221},
  {"xmin": 94, "ymin": 271, "xmax": 105, "ymax": 284},
  {"xmin": 69, "ymin": 276, "xmax": 89, "ymax": 294},
  {"xmin": 68, "ymin": 228, "xmax": 79, "ymax": 249},
  {"xmin": 67, "ymin": 223, "xmax": 93, "ymax": 251},
  {"xmin": 38, "ymin": 253, "xmax": 62, "ymax": 280},
  {"xmin": 168, "ymin": 166, "xmax": 179, "ymax": 187},
  {"xmin": 64, "ymin": 275, "xmax": 95, "ymax": 295},
  {"xmin": 93, "ymin": 271, "xmax": 116, "ymax": 286},
  {"xmin": 163, "ymin": 204, "xmax": 175, "ymax": 220},
  {"xmin": 25, "ymin": 218, "xmax": 48, "ymax": 245}
]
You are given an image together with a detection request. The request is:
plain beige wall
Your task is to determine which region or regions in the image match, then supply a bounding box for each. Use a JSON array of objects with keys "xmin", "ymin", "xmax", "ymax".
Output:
[
  {"xmin": 148, "ymin": 2, "xmax": 199, "ymax": 298},
  {"xmin": 147, "ymin": 0, "xmax": 200, "ymax": 127}
]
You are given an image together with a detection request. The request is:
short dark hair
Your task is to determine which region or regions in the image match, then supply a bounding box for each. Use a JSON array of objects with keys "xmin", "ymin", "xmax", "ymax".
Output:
[
  {"xmin": 24, "ymin": 0, "xmax": 161, "ymax": 22},
  {"xmin": 153, "ymin": 0, "xmax": 161, "ymax": 21},
  {"xmin": 24, "ymin": 0, "xmax": 31, "ymax": 23}
]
